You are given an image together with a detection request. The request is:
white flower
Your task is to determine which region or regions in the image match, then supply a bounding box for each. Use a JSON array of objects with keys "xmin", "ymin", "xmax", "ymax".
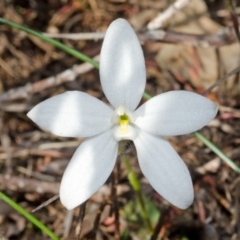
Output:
[{"xmin": 27, "ymin": 19, "xmax": 218, "ymax": 210}]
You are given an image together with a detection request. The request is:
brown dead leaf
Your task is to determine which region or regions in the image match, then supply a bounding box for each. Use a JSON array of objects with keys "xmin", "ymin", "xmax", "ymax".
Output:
[
  {"xmin": 155, "ymin": 0, "xmax": 221, "ymax": 89},
  {"xmin": 196, "ymin": 158, "xmax": 221, "ymax": 174},
  {"xmin": 4, "ymin": 6, "xmax": 23, "ymax": 24}
]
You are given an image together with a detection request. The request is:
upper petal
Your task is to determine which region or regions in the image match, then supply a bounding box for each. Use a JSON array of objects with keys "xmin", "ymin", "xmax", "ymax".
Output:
[
  {"xmin": 60, "ymin": 129, "xmax": 118, "ymax": 210},
  {"xmin": 134, "ymin": 130, "xmax": 193, "ymax": 209},
  {"xmin": 27, "ymin": 91, "xmax": 113, "ymax": 138},
  {"xmin": 100, "ymin": 18, "xmax": 146, "ymax": 111},
  {"xmin": 134, "ymin": 90, "xmax": 218, "ymax": 136}
]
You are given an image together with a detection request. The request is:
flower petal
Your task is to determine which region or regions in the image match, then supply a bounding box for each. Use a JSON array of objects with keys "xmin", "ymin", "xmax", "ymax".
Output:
[
  {"xmin": 134, "ymin": 130, "xmax": 193, "ymax": 209},
  {"xmin": 134, "ymin": 91, "xmax": 218, "ymax": 136},
  {"xmin": 27, "ymin": 91, "xmax": 113, "ymax": 138},
  {"xmin": 60, "ymin": 129, "xmax": 118, "ymax": 209},
  {"xmin": 100, "ymin": 18, "xmax": 146, "ymax": 111}
]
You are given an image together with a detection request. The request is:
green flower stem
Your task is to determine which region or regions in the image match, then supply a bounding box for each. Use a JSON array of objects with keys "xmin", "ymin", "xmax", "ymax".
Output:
[
  {"xmin": 0, "ymin": 191, "xmax": 60, "ymax": 240},
  {"xmin": 194, "ymin": 131, "xmax": 240, "ymax": 174},
  {"xmin": 121, "ymin": 155, "xmax": 153, "ymax": 232},
  {"xmin": 0, "ymin": 17, "xmax": 99, "ymax": 69},
  {"xmin": 143, "ymin": 92, "xmax": 152, "ymax": 100}
]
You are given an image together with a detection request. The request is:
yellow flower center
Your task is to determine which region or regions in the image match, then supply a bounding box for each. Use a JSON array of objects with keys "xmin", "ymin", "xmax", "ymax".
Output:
[
  {"xmin": 112, "ymin": 106, "xmax": 138, "ymax": 141},
  {"xmin": 119, "ymin": 114, "xmax": 129, "ymax": 134}
]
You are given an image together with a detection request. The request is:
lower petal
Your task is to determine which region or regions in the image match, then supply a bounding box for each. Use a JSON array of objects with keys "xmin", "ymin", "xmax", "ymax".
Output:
[
  {"xmin": 60, "ymin": 129, "xmax": 118, "ymax": 210},
  {"xmin": 134, "ymin": 130, "xmax": 194, "ymax": 209}
]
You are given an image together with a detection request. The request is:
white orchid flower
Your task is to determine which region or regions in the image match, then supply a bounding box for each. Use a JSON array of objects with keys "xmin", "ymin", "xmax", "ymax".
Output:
[{"xmin": 27, "ymin": 18, "xmax": 218, "ymax": 210}]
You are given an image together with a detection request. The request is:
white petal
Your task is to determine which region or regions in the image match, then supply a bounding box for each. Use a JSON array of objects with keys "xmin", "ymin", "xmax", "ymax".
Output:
[
  {"xmin": 27, "ymin": 91, "xmax": 113, "ymax": 138},
  {"xmin": 60, "ymin": 129, "xmax": 118, "ymax": 209},
  {"xmin": 134, "ymin": 130, "xmax": 193, "ymax": 209},
  {"xmin": 134, "ymin": 91, "xmax": 218, "ymax": 136},
  {"xmin": 100, "ymin": 18, "xmax": 146, "ymax": 111}
]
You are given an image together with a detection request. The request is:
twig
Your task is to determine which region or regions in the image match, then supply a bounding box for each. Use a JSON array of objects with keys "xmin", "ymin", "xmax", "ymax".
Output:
[
  {"xmin": 0, "ymin": 174, "xmax": 60, "ymax": 194},
  {"xmin": 236, "ymin": 181, "xmax": 240, "ymax": 240},
  {"xmin": 75, "ymin": 201, "xmax": 87, "ymax": 239},
  {"xmin": 44, "ymin": 32, "xmax": 105, "ymax": 40},
  {"xmin": 147, "ymin": 0, "xmax": 190, "ymax": 30},
  {"xmin": 227, "ymin": 0, "xmax": 240, "ymax": 42},
  {"xmin": 32, "ymin": 195, "xmax": 59, "ymax": 212},
  {"xmin": 63, "ymin": 210, "xmax": 74, "ymax": 239},
  {"xmin": 143, "ymin": 26, "xmax": 236, "ymax": 47},
  {"xmin": 17, "ymin": 166, "xmax": 56, "ymax": 182},
  {"xmin": 43, "ymin": 28, "xmax": 237, "ymax": 48},
  {"xmin": 0, "ymin": 103, "xmax": 32, "ymax": 112},
  {"xmin": 90, "ymin": 202, "xmax": 108, "ymax": 239},
  {"xmin": 150, "ymin": 207, "xmax": 169, "ymax": 240},
  {"xmin": 0, "ymin": 55, "xmax": 99, "ymax": 102},
  {"xmin": 202, "ymin": 65, "xmax": 240, "ymax": 96},
  {"xmin": 207, "ymin": 187, "xmax": 233, "ymax": 214},
  {"xmin": 0, "ymin": 113, "xmax": 12, "ymax": 173},
  {"xmin": 0, "ymin": 128, "xmax": 12, "ymax": 175},
  {"xmin": 0, "ymin": 148, "xmax": 70, "ymax": 161},
  {"xmin": 111, "ymin": 164, "xmax": 120, "ymax": 238},
  {"xmin": 38, "ymin": 140, "xmax": 83, "ymax": 150}
]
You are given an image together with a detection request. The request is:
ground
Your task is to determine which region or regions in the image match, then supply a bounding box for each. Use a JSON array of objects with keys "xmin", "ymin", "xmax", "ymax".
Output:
[{"xmin": 0, "ymin": 0, "xmax": 240, "ymax": 239}]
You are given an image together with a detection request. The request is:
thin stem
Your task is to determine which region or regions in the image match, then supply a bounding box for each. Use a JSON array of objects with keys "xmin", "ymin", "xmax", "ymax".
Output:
[
  {"xmin": 150, "ymin": 207, "xmax": 168, "ymax": 240},
  {"xmin": 0, "ymin": 191, "xmax": 60, "ymax": 240},
  {"xmin": 194, "ymin": 131, "xmax": 240, "ymax": 174},
  {"xmin": 0, "ymin": 17, "xmax": 99, "ymax": 69},
  {"xmin": 226, "ymin": 0, "xmax": 240, "ymax": 42},
  {"xmin": 202, "ymin": 65, "xmax": 240, "ymax": 96},
  {"xmin": 111, "ymin": 164, "xmax": 120, "ymax": 238},
  {"xmin": 121, "ymin": 155, "xmax": 153, "ymax": 232},
  {"xmin": 143, "ymin": 92, "xmax": 152, "ymax": 100},
  {"xmin": 76, "ymin": 201, "xmax": 87, "ymax": 239}
]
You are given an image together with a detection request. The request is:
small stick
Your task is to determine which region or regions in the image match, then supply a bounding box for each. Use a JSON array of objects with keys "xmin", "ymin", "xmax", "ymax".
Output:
[
  {"xmin": 76, "ymin": 201, "xmax": 87, "ymax": 239},
  {"xmin": 63, "ymin": 210, "xmax": 74, "ymax": 239},
  {"xmin": 202, "ymin": 65, "xmax": 240, "ymax": 96},
  {"xmin": 236, "ymin": 182, "xmax": 240, "ymax": 240},
  {"xmin": 227, "ymin": 0, "xmax": 240, "ymax": 42},
  {"xmin": 43, "ymin": 28, "xmax": 237, "ymax": 48},
  {"xmin": 0, "ymin": 174, "xmax": 60, "ymax": 195},
  {"xmin": 111, "ymin": 164, "xmax": 120, "ymax": 238},
  {"xmin": 147, "ymin": 0, "xmax": 190, "ymax": 30},
  {"xmin": 150, "ymin": 207, "xmax": 168, "ymax": 240},
  {"xmin": 143, "ymin": 27, "xmax": 236, "ymax": 47},
  {"xmin": 0, "ymin": 55, "xmax": 99, "ymax": 102},
  {"xmin": 44, "ymin": 32, "xmax": 105, "ymax": 40},
  {"xmin": 32, "ymin": 194, "xmax": 59, "ymax": 212},
  {"xmin": 90, "ymin": 202, "xmax": 108, "ymax": 239}
]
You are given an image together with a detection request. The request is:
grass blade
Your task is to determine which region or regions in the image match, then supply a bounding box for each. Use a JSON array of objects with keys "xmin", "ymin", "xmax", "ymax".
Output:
[
  {"xmin": 194, "ymin": 131, "xmax": 240, "ymax": 174},
  {"xmin": 0, "ymin": 191, "xmax": 60, "ymax": 240},
  {"xmin": 0, "ymin": 17, "xmax": 99, "ymax": 69}
]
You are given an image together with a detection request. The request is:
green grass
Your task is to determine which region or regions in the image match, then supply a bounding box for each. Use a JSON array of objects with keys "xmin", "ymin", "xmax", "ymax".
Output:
[{"xmin": 0, "ymin": 191, "xmax": 60, "ymax": 240}]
